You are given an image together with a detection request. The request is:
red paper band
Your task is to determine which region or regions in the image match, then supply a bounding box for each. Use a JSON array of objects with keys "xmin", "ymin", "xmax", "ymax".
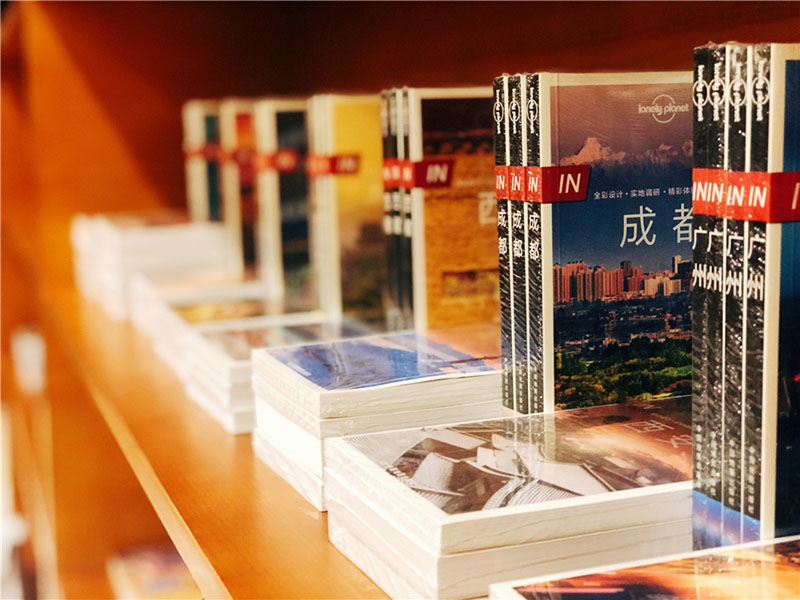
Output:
[
  {"xmin": 382, "ymin": 158, "xmax": 402, "ymax": 189},
  {"xmin": 400, "ymin": 158, "xmax": 455, "ymax": 189},
  {"xmin": 306, "ymin": 154, "xmax": 361, "ymax": 177},
  {"xmin": 524, "ymin": 165, "xmax": 592, "ymax": 203},
  {"xmin": 509, "ymin": 166, "xmax": 525, "ymax": 201},
  {"xmin": 183, "ymin": 143, "xmax": 220, "ymax": 161},
  {"xmin": 220, "ymin": 148, "xmax": 254, "ymax": 166},
  {"xmin": 253, "ymin": 149, "xmax": 301, "ymax": 173},
  {"xmin": 495, "ymin": 165, "xmax": 509, "ymax": 199},
  {"xmin": 692, "ymin": 168, "xmax": 800, "ymax": 222}
]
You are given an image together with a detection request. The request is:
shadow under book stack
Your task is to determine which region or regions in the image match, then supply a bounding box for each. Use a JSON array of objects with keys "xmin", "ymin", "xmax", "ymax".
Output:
[{"xmin": 691, "ymin": 41, "xmax": 800, "ymax": 550}]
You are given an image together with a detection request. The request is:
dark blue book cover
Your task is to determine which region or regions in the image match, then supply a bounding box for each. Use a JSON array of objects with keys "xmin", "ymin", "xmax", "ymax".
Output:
[{"xmin": 540, "ymin": 73, "xmax": 693, "ymax": 412}]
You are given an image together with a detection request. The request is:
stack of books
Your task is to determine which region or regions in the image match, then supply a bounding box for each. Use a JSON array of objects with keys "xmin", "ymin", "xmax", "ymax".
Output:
[
  {"xmin": 250, "ymin": 324, "xmax": 503, "ymax": 510},
  {"xmin": 490, "ymin": 534, "xmax": 800, "ymax": 600},
  {"xmin": 70, "ymin": 210, "xmax": 228, "ymax": 321},
  {"xmin": 182, "ymin": 317, "xmax": 367, "ymax": 433},
  {"xmin": 380, "ymin": 87, "xmax": 499, "ymax": 331},
  {"xmin": 106, "ymin": 544, "xmax": 200, "ymax": 600},
  {"xmin": 325, "ymin": 399, "xmax": 693, "ymax": 599},
  {"xmin": 691, "ymin": 42, "xmax": 800, "ymax": 549}
]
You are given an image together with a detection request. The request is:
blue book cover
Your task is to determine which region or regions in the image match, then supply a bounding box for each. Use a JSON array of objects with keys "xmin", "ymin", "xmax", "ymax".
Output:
[
  {"xmin": 537, "ymin": 72, "xmax": 694, "ymax": 413},
  {"xmin": 264, "ymin": 328, "xmax": 499, "ymax": 391}
]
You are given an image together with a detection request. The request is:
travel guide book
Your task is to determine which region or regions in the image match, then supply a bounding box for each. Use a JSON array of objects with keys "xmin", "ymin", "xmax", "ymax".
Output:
[
  {"xmin": 220, "ymin": 98, "xmax": 257, "ymax": 275},
  {"xmin": 503, "ymin": 71, "xmax": 693, "ymax": 414},
  {"xmin": 253, "ymin": 98, "xmax": 313, "ymax": 307},
  {"xmin": 307, "ymin": 94, "xmax": 387, "ymax": 325},
  {"xmin": 407, "ymin": 87, "xmax": 499, "ymax": 331},
  {"xmin": 491, "ymin": 534, "xmax": 800, "ymax": 600},
  {"xmin": 326, "ymin": 467, "xmax": 688, "ymax": 600},
  {"xmin": 251, "ymin": 323, "xmax": 500, "ymax": 418},
  {"xmin": 325, "ymin": 397, "xmax": 692, "ymax": 556},
  {"xmin": 691, "ymin": 42, "xmax": 800, "ymax": 549},
  {"xmin": 182, "ymin": 99, "xmax": 221, "ymax": 222}
]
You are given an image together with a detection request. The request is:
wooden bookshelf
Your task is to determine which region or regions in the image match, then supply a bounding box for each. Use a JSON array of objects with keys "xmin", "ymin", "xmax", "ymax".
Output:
[
  {"xmin": 3, "ymin": 2, "xmax": 799, "ymax": 597},
  {"xmin": 45, "ymin": 283, "xmax": 386, "ymax": 599}
]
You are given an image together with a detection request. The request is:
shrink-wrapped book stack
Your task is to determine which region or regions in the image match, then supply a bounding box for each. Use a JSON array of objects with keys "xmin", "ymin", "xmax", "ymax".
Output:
[
  {"xmin": 250, "ymin": 324, "xmax": 503, "ymax": 510},
  {"xmin": 69, "ymin": 210, "xmax": 228, "ymax": 321},
  {"xmin": 325, "ymin": 399, "xmax": 694, "ymax": 599}
]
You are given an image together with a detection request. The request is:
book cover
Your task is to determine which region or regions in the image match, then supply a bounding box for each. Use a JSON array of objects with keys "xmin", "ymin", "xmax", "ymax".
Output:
[
  {"xmin": 509, "ymin": 75, "xmax": 529, "ymax": 414},
  {"xmin": 182, "ymin": 100, "xmax": 221, "ymax": 222},
  {"xmin": 536, "ymin": 72, "xmax": 693, "ymax": 413},
  {"xmin": 262, "ymin": 327, "xmax": 499, "ymax": 392},
  {"xmin": 171, "ymin": 297, "xmax": 281, "ymax": 323},
  {"xmin": 220, "ymin": 99, "xmax": 258, "ymax": 275},
  {"xmin": 254, "ymin": 99, "xmax": 312, "ymax": 308},
  {"xmin": 526, "ymin": 73, "xmax": 545, "ymax": 414},
  {"xmin": 495, "ymin": 75, "xmax": 514, "ymax": 412},
  {"xmin": 346, "ymin": 398, "xmax": 691, "ymax": 516},
  {"xmin": 691, "ymin": 43, "xmax": 800, "ymax": 546},
  {"xmin": 381, "ymin": 90, "xmax": 402, "ymax": 329},
  {"xmin": 330, "ymin": 95, "xmax": 387, "ymax": 324},
  {"xmin": 202, "ymin": 321, "xmax": 367, "ymax": 362},
  {"xmin": 504, "ymin": 535, "xmax": 800, "ymax": 600},
  {"xmin": 409, "ymin": 88, "xmax": 499, "ymax": 332},
  {"xmin": 400, "ymin": 88, "xmax": 414, "ymax": 329}
]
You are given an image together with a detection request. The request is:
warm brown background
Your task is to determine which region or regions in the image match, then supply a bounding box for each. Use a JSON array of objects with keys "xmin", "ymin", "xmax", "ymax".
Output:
[
  {"xmin": 3, "ymin": 1, "xmax": 799, "ymax": 342},
  {"xmin": 1, "ymin": 2, "xmax": 798, "ymax": 596}
]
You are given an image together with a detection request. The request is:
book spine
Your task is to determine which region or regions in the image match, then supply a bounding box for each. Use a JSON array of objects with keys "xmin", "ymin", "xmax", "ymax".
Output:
[
  {"xmin": 722, "ymin": 42, "xmax": 747, "ymax": 546},
  {"xmin": 691, "ymin": 44, "xmax": 715, "ymax": 549},
  {"xmin": 526, "ymin": 73, "xmax": 543, "ymax": 415},
  {"xmin": 742, "ymin": 43, "xmax": 770, "ymax": 541},
  {"xmin": 494, "ymin": 75, "xmax": 514, "ymax": 411},
  {"xmin": 773, "ymin": 43, "xmax": 800, "ymax": 541},
  {"xmin": 382, "ymin": 91, "xmax": 401, "ymax": 330},
  {"xmin": 509, "ymin": 75, "xmax": 528, "ymax": 413},
  {"xmin": 400, "ymin": 89, "xmax": 414, "ymax": 329},
  {"xmin": 205, "ymin": 112, "xmax": 222, "ymax": 221}
]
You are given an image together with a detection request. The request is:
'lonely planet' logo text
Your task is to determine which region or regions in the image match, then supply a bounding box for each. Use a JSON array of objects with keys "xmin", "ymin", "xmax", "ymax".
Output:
[{"xmin": 638, "ymin": 94, "xmax": 690, "ymax": 124}]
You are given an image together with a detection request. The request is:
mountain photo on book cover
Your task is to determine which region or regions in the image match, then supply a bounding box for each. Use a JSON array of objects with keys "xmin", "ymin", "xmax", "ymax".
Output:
[
  {"xmin": 512, "ymin": 537, "xmax": 800, "ymax": 599},
  {"xmin": 264, "ymin": 331, "xmax": 496, "ymax": 391},
  {"xmin": 348, "ymin": 398, "xmax": 691, "ymax": 515},
  {"xmin": 550, "ymin": 82, "xmax": 693, "ymax": 410}
]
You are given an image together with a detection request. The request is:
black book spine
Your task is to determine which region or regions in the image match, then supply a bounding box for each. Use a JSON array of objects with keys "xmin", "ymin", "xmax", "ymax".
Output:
[
  {"xmin": 494, "ymin": 75, "xmax": 514, "ymax": 411},
  {"xmin": 722, "ymin": 43, "xmax": 747, "ymax": 545},
  {"xmin": 382, "ymin": 91, "xmax": 400, "ymax": 330},
  {"xmin": 742, "ymin": 43, "xmax": 770, "ymax": 540},
  {"xmin": 509, "ymin": 75, "xmax": 528, "ymax": 413},
  {"xmin": 691, "ymin": 44, "xmax": 714, "ymax": 549},
  {"xmin": 400, "ymin": 89, "xmax": 414, "ymax": 329},
  {"xmin": 525, "ymin": 73, "xmax": 543, "ymax": 415}
]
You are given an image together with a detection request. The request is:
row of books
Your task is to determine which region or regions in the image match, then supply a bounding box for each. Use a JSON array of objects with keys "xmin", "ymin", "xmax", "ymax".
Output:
[
  {"xmin": 690, "ymin": 42, "xmax": 800, "ymax": 550},
  {"xmin": 183, "ymin": 92, "xmax": 501, "ymax": 333},
  {"xmin": 68, "ymin": 40, "xmax": 800, "ymax": 600},
  {"xmin": 494, "ymin": 71, "xmax": 694, "ymax": 416}
]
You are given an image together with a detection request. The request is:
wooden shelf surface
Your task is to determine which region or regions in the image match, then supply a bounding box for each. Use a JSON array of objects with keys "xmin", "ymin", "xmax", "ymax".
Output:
[{"xmin": 48, "ymin": 285, "xmax": 386, "ymax": 600}]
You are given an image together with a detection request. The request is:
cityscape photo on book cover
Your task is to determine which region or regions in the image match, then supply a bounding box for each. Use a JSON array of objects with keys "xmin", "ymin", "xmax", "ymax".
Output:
[{"xmin": 550, "ymin": 81, "xmax": 693, "ymax": 409}]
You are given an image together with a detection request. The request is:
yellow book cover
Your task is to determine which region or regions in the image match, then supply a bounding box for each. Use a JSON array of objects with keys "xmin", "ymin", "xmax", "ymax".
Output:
[
  {"xmin": 329, "ymin": 95, "xmax": 387, "ymax": 324},
  {"xmin": 410, "ymin": 90, "xmax": 499, "ymax": 330}
]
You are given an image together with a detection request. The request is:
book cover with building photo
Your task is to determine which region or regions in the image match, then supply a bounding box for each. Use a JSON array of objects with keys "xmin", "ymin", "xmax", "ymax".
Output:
[
  {"xmin": 537, "ymin": 73, "xmax": 694, "ymax": 412},
  {"xmin": 351, "ymin": 397, "xmax": 691, "ymax": 516},
  {"xmin": 407, "ymin": 88, "xmax": 499, "ymax": 331}
]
